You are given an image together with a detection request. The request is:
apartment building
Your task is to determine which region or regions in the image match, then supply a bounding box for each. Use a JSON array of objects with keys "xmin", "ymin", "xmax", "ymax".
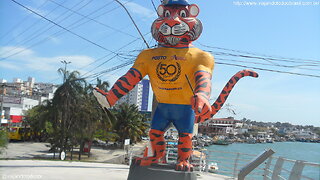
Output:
[{"xmin": 115, "ymin": 79, "xmax": 150, "ymax": 111}]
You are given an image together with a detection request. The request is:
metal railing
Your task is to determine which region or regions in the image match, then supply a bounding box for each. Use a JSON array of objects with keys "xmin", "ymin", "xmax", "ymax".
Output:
[
  {"xmin": 204, "ymin": 149, "xmax": 320, "ymax": 180},
  {"xmin": 128, "ymin": 145, "xmax": 320, "ymax": 180}
]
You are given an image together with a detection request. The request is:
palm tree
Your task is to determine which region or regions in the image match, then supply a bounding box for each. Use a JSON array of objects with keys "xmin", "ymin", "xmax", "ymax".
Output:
[
  {"xmin": 53, "ymin": 69, "xmax": 85, "ymax": 151},
  {"xmin": 95, "ymin": 78, "xmax": 110, "ymax": 92},
  {"xmin": 113, "ymin": 103, "xmax": 149, "ymax": 145},
  {"xmin": 24, "ymin": 67, "xmax": 115, "ymax": 159}
]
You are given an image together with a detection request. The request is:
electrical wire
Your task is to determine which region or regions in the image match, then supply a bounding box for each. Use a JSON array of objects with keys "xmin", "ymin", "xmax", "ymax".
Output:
[
  {"xmin": 5, "ymin": 1, "xmax": 320, "ymax": 82},
  {"xmin": 1, "ymin": 0, "xmax": 135, "ymax": 62},
  {"xmin": 215, "ymin": 58, "xmax": 320, "ymax": 71},
  {"xmin": 215, "ymin": 62, "xmax": 320, "ymax": 78},
  {"xmin": 79, "ymin": 32, "xmax": 150, "ymax": 74},
  {"xmin": 114, "ymin": 0, "xmax": 150, "ymax": 48},
  {"xmin": 46, "ymin": 31, "xmax": 150, "ymax": 84},
  {"xmin": 2, "ymin": 0, "xmax": 90, "ymax": 57},
  {"xmin": 6, "ymin": 0, "xmax": 120, "ymax": 59},
  {"xmin": 198, "ymin": 42, "xmax": 320, "ymax": 65},
  {"xmin": 213, "ymin": 51, "xmax": 320, "ymax": 66},
  {"xmin": 151, "ymin": 0, "xmax": 157, "ymax": 12},
  {"xmin": 47, "ymin": 0, "xmax": 138, "ymax": 39},
  {"xmin": 0, "ymin": 0, "xmax": 50, "ymax": 41}
]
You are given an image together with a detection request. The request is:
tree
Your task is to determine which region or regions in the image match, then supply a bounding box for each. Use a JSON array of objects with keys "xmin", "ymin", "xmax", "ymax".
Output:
[
  {"xmin": 95, "ymin": 78, "xmax": 110, "ymax": 92},
  {"xmin": 24, "ymin": 68, "xmax": 114, "ymax": 159},
  {"xmin": 112, "ymin": 103, "xmax": 149, "ymax": 145},
  {"xmin": 24, "ymin": 101, "xmax": 51, "ymax": 141},
  {"xmin": 48, "ymin": 69, "xmax": 87, "ymax": 154},
  {"xmin": 0, "ymin": 128, "xmax": 8, "ymax": 154},
  {"xmin": 24, "ymin": 67, "xmax": 150, "ymax": 159}
]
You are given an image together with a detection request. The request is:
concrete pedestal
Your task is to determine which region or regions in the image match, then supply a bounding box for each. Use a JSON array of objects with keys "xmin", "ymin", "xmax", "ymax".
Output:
[{"xmin": 127, "ymin": 163, "xmax": 197, "ymax": 180}]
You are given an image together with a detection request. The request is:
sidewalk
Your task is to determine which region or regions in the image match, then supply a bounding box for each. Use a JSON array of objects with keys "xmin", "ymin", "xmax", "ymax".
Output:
[
  {"xmin": 0, "ymin": 160, "xmax": 233, "ymax": 180},
  {"xmin": 0, "ymin": 160, "xmax": 129, "ymax": 180},
  {"xmin": 90, "ymin": 141, "xmax": 147, "ymax": 164}
]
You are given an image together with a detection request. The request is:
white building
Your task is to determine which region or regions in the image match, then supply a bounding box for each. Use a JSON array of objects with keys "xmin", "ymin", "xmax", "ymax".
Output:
[
  {"xmin": 0, "ymin": 79, "xmax": 7, "ymax": 83},
  {"xmin": 198, "ymin": 117, "xmax": 240, "ymax": 136},
  {"xmin": 1, "ymin": 77, "xmax": 56, "ymax": 102},
  {"xmin": 0, "ymin": 77, "xmax": 57, "ymax": 125},
  {"xmin": 1, "ymin": 96, "xmax": 39, "ymax": 124},
  {"xmin": 292, "ymin": 130, "xmax": 318, "ymax": 139},
  {"xmin": 115, "ymin": 79, "xmax": 150, "ymax": 111}
]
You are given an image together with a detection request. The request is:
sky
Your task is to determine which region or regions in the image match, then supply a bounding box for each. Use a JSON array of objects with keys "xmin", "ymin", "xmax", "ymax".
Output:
[{"xmin": 0, "ymin": 0, "xmax": 319, "ymax": 126}]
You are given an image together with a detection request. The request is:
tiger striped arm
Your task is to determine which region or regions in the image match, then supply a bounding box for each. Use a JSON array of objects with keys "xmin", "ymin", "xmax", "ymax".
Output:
[
  {"xmin": 191, "ymin": 71, "xmax": 212, "ymax": 123},
  {"xmin": 194, "ymin": 70, "xmax": 212, "ymax": 100},
  {"xmin": 93, "ymin": 68, "xmax": 142, "ymax": 108}
]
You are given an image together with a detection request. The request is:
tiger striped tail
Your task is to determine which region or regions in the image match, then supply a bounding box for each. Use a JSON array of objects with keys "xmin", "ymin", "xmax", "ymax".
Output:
[{"xmin": 210, "ymin": 69, "xmax": 259, "ymax": 118}]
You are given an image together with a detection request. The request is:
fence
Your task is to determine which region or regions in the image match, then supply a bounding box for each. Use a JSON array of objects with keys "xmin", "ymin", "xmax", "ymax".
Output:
[
  {"xmin": 128, "ymin": 144, "xmax": 320, "ymax": 180},
  {"xmin": 204, "ymin": 149, "xmax": 320, "ymax": 180}
]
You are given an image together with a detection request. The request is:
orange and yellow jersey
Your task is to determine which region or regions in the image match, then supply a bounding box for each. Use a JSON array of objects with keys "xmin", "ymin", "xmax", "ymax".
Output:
[{"xmin": 132, "ymin": 46, "xmax": 214, "ymax": 105}]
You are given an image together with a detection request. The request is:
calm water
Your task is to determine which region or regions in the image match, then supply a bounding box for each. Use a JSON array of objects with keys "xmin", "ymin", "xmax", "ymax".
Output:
[{"xmin": 206, "ymin": 142, "xmax": 320, "ymax": 179}]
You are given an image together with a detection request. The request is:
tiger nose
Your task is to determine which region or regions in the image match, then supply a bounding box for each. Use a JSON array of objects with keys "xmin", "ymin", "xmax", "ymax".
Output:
[{"xmin": 165, "ymin": 19, "xmax": 181, "ymax": 27}]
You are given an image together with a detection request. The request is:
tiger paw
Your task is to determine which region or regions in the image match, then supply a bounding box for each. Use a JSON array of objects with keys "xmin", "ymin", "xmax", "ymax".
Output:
[
  {"xmin": 134, "ymin": 157, "xmax": 161, "ymax": 166},
  {"xmin": 175, "ymin": 161, "xmax": 194, "ymax": 172},
  {"xmin": 93, "ymin": 88, "xmax": 111, "ymax": 109}
]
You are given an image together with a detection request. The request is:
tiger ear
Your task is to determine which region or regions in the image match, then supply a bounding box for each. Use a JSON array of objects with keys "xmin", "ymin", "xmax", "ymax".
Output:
[
  {"xmin": 189, "ymin": 4, "xmax": 200, "ymax": 17},
  {"xmin": 157, "ymin": 5, "xmax": 165, "ymax": 17}
]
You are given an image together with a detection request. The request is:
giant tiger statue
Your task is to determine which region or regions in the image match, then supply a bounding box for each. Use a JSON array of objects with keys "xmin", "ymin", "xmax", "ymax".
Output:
[{"xmin": 93, "ymin": 0, "xmax": 258, "ymax": 172}]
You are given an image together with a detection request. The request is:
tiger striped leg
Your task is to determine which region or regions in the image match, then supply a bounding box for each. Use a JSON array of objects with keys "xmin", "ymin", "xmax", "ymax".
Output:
[
  {"xmin": 175, "ymin": 133, "xmax": 193, "ymax": 172},
  {"xmin": 136, "ymin": 129, "xmax": 166, "ymax": 166}
]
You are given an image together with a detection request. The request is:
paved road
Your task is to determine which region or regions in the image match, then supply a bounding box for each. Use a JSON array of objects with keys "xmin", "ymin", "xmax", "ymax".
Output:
[
  {"xmin": 0, "ymin": 142, "xmax": 50, "ymax": 159},
  {"xmin": 0, "ymin": 160, "xmax": 232, "ymax": 180}
]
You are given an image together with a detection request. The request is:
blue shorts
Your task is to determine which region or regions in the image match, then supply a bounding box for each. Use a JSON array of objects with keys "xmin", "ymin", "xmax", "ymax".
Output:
[{"xmin": 151, "ymin": 103, "xmax": 195, "ymax": 134}]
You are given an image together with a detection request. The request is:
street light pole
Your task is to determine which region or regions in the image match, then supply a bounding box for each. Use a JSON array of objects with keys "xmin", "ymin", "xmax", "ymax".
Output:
[
  {"xmin": 0, "ymin": 84, "xmax": 4, "ymax": 125},
  {"xmin": 60, "ymin": 60, "xmax": 71, "ymax": 82}
]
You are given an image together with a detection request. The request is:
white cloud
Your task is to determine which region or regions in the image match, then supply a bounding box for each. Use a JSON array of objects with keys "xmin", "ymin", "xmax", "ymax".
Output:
[
  {"xmin": 0, "ymin": 61, "xmax": 22, "ymax": 71},
  {"xmin": 0, "ymin": 46, "xmax": 96, "ymax": 72},
  {"xmin": 124, "ymin": 1, "xmax": 157, "ymax": 19},
  {"xmin": 0, "ymin": 46, "xmax": 34, "ymax": 58},
  {"xmin": 47, "ymin": 36, "xmax": 60, "ymax": 44}
]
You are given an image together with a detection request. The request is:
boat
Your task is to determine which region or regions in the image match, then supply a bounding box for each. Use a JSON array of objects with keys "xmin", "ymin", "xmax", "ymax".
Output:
[
  {"xmin": 212, "ymin": 136, "xmax": 231, "ymax": 145},
  {"xmin": 212, "ymin": 139, "xmax": 231, "ymax": 145},
  {"xmin": 208, "ymin": 162, "xmax": 219, "ymax": 173},
  {"xmin": 246, "ymin": 137, "xmax": 256, "ymax": 144},
  {"xmin": 266, "ymin": 138, "xmax": 274, "ymax": 143}
]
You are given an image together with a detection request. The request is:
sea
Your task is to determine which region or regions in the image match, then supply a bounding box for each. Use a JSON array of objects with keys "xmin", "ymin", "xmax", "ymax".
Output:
[{"xmin": 206, "ymin": 142, "xmax": 320, "ymax": 180}]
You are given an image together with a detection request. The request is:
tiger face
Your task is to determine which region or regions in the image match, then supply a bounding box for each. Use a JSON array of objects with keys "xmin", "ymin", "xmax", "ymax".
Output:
[{"xmin": 151, "ymin": 4, "xmax": 203, "ymax": 48}]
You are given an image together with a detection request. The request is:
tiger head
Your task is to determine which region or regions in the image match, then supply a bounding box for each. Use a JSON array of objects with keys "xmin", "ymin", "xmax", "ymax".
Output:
[{"xmin": 151, "ymin": 0, "xmax": 203, "ymax": 48}]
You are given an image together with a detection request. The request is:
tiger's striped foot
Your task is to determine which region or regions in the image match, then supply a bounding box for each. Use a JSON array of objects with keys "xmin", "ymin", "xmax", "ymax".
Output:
[
  {"xmin": 175, "ymin": 160, "xmax": 193, "ymax": 172},
  {"xmin": 134, "ymin": 157, "xmax": 162, "ymax": 166}
]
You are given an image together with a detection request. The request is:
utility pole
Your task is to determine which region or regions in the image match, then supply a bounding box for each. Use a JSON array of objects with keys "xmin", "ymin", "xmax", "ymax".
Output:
[
  {"xmin": 60, "ymin": 60, "xmax": 71, "ymax": 82},
  {"xmin": 114, "ymin": 0, "xmax": 158, "ymax": 116},
  {"xmin": 0, "ymin": 84, "xmax": 5, "ymax": 125}
]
